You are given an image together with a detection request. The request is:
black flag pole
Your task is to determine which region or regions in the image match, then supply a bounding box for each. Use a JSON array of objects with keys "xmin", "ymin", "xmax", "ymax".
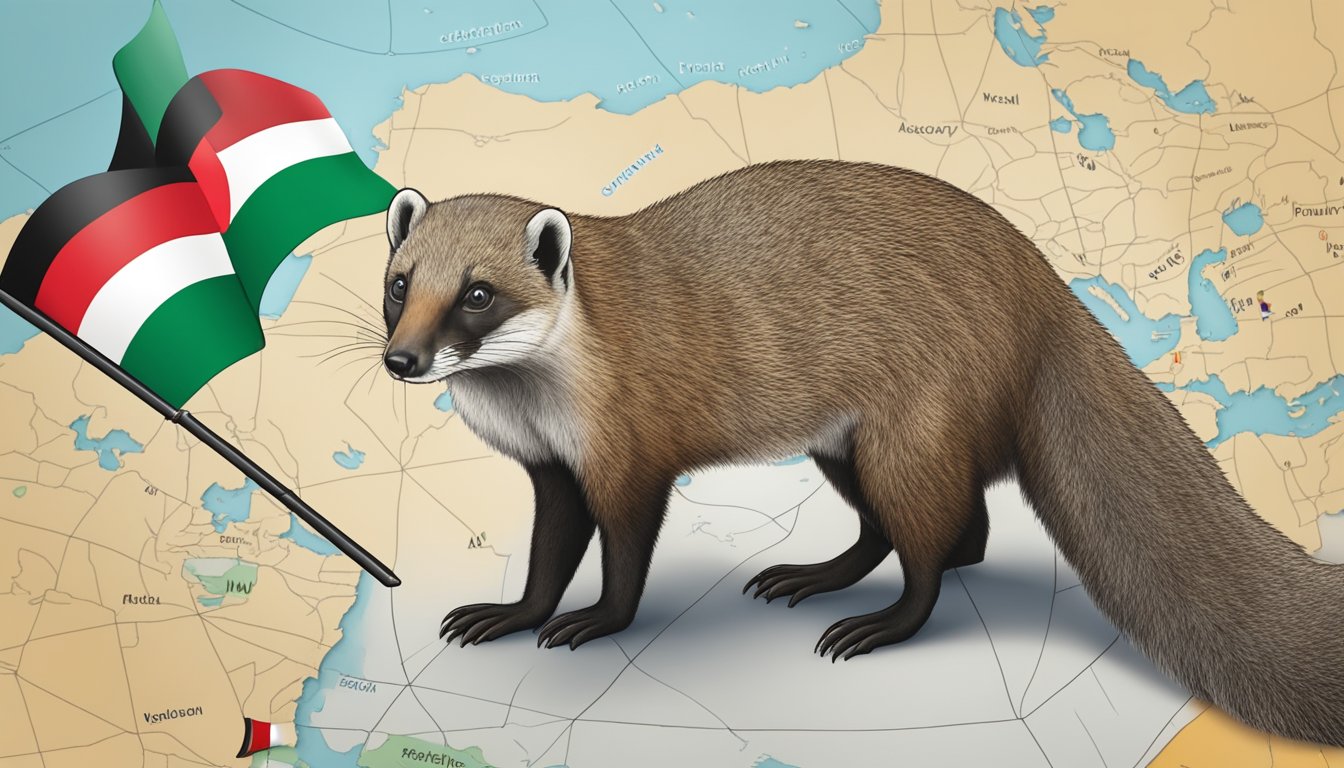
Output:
[{"xmin": 0, "ymin": 289, "xmax": 401, "ymax": 588}]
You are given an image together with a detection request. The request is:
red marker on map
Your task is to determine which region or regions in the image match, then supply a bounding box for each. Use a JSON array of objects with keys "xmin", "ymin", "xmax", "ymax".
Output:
[{"xmin": 237, "ymin": 718, "xmax": 294, "ymax": 758}]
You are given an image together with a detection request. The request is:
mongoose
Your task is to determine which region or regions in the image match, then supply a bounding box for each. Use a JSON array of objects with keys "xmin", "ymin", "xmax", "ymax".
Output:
[{"xmin": 380, "ymin": 159, "xmax": 1344, "ymax": 746}]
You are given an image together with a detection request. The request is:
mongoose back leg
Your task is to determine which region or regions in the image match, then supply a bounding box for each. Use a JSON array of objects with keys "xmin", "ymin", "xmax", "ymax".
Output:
[
  {"xmin": 944, "ymin": 494, "xmax": 989, "ymax": 569},
  {"xmin": 441, "ymin": 462, "xmax": 595, "ymax": 646},
  {"xmin": 743, "ymin": 452, "xmax": 891, "ymax": 606},
  {"xmin": 816, "ymin": 419, "xmax": 981, "ymax": 660}
]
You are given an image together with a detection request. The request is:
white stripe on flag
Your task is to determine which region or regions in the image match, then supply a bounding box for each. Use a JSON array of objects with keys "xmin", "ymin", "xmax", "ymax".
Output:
[
  {"xmin": 216, "ymin": 117, "xmax": 353, "ymax": 221},
  {"xmin": 77, "ymin": 233, "xmax": 234, "ymax": 362}
]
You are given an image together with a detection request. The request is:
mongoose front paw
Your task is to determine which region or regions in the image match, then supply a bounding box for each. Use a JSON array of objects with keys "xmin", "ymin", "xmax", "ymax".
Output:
[
  {"xmin": 440, "ymin": 602, "xmax": 548, "ymax": 647},
  {"xmin": 536, "ymin": 605, "xmax": 633, "ymax": 650}
]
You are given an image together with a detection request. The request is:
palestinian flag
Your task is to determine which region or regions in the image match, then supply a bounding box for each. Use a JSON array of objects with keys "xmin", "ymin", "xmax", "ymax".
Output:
[
  {"xmin": 155, "ymin": 69, "xmax": 393, "ymax": 309},
  {"xmin": 0, "ymin": 2, "xmax": 395, "ymax": 408},
  {"xmin": 0, "ymin": 168, "xmax": 264, "ymax": 407}
]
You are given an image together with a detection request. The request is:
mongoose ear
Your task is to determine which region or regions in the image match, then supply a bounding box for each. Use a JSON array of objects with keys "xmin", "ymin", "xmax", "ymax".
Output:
[
  {"xmin": 387, "ymin": 188, "xmax": 428, "ymax": 252},
  {"xmin": 524, "ymin": 208, "xmax": 572, "ymax": 290}
]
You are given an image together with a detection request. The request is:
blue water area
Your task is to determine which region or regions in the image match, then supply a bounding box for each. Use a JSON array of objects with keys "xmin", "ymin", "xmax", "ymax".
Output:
[
  {"xmin": 1176, "ymin": 374, "xmax": 1344, "ymax": 448},
  {"xmin": 993, "ymin": 7, "xmax": 1051, "ymax": 67},
  {"xmin": 295, "ymin": 572, "xmax": 374, "ymax": 767},
  {"xmin": 1052, "ymin": 89, "xmax": 1115, "ymax": 151},
  {"xmin": 280, "ymin": 515, "xmax": 342, "ymax": 556},
  {"xmin": 70, "ymin": 415, "xmax": 144, "ymax": 471},
  {"xmin": 1222, "ymin": 202, "xmax": 1264, "ymax": 236},
  {"xmin": 754, "ymin": 759, "xmax": 802, "ymax": 768},
  {"xmin": 1187, "ymin": 248, "xmax": 1238, "ymax": 342},
  {"xmin": 674, "ymin": 474, "xmax": 693, "ymax": 487},
  {"xmin": 434, "ymin": 389, "xmax": 454, "ymax": 412},
  {"xmin": 332, "ymin": 442, "xmax": 365, "ymax": 470},
  {"xmin": 1, "ymin": 0, "xmax": 880, "ymax": 218},
  {"xmin": 258, "ymin": 253, "xmax": 313, "ymax": 319},
  {"xmin": 0, "ymin": 309, "xmax": 40, "ymax": 355},
  {"xmin": 1069, "ymin": 276, "xmax": 1181, "ymax": 367},
  {"xmin": 201, "ymin": 479, "xmax": 260, "ymax": 533},
  {"xmin": 1049, "ymin": 117, "xmax": 1071, "ymax": 133},
  {"xmin": 197, "ymin": 595, "xmax": 223, "ymax": 607},
  {"xmin": 1026, "ymin": 6, "xmax": 1055, "ymax": 24},
  {"xmin": 772, "ymin": 455, "xmax": 808, "ymax": 466},
  {"xmin": 1126, "ymin": 59, "xmax": 1215, "ymax": 114}
]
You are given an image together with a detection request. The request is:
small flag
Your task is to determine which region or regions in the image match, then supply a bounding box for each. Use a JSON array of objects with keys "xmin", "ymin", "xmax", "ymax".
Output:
[{"xmin": 237, "ymin": 717, "xmax": 295, "ymax": 758}]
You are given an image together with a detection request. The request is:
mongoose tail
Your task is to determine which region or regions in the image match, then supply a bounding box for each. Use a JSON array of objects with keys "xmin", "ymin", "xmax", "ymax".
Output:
[{"xmin": 1018, "ymin": 303, "xmax": 1344, "ymax": 745}]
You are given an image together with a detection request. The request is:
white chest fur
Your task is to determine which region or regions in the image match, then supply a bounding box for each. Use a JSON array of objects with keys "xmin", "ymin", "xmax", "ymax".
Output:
[{"xmin": 447, "ymin": 368, "xmax": 582, "ymax": 467}]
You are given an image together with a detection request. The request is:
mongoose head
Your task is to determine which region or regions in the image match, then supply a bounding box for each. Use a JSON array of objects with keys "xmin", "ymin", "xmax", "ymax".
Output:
[{"xmin": 380, "ymin": 189, "xmax": 574, "ymax": 382}]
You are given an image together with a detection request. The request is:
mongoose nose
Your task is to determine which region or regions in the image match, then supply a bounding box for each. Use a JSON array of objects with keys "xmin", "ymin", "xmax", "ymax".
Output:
[{"xmin": 384, "ymin": 350, "xmax": 418, "ymax": 377}]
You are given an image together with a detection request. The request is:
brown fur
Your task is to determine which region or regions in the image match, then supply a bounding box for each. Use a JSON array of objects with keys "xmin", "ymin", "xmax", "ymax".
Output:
[{"xmin": 391, "ymin": 160, "xmax": 1344, "ymax": 746}]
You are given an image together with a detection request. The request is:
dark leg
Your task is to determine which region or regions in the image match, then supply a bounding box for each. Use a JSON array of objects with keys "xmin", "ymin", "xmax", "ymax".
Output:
[
  {"xmin": 441, "ymin": 461, "xmax": 594, "ymax": 646},
  {"xmin": 816, "ymin": 421, "xmax": 980, "ymax": 660},
  {"xmin": 536, "ymin": 475, "xmax": 670, "ymax": 650},
  {"xmin": 945, "ymin": 494, "xmax": 989, "ymax": 569},
  {"xmin": 743, "ymin": 453, "xmax": 891, "ymax": 606}
]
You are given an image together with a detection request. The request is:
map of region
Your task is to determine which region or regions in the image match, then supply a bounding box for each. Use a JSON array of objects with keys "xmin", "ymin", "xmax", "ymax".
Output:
[{"xmin": 1, "ymin": 1, "xmax": 1341, "ymax": 767}]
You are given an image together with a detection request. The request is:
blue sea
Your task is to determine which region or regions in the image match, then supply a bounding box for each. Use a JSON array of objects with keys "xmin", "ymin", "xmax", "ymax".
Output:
[
  {"xmin": 993, "ymin": 7, "xmax": 1052, "ymax": 67},
  {"xmin": 1222, "ymin": 202, "xmax": 1264, "ymax": 236},
  {"xmin": 1187, "ymin": 248, "xmax": 1238, "ymax": 342},
  {"xmin": 1173, "ymin": 374, "xmax": 1344, "ymax": 448},
  {"xmin": 201, "ymin": 478, "xmax": 259, "ymax": 533},
  {"xmin": 332, "ymin": 442, "xmax": 365, "ymax": 470},
  {"xmin": 70, "ymin": 415, "xmax": 144, "ymax": 470},
  {"xmin": 1069, "ymin": 276, "xmax": 1180, "ymax": 367},
  {"xmin": 1052, "ymin": 89, "xmax": 1115, "ymax": 151},
  {"xmin": 2, "ymin": 0, "xmax": 881, "ymax": 219},
  {"xmin": 1127, "ymin": 59, "xmax": 1215, "ymax": 115}
]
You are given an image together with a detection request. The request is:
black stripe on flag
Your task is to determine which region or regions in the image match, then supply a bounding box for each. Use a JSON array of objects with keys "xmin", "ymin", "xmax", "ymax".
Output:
[
  {"xmin": 155, "ymin": 77, "xmax": 222, "ymax": 168},
  {"xmin": 107, "ymin": 94, "xmax": 157, "ymax": 172},
  {"xmin": 0, "ymin": 166, "xmax": 195, "ymax": 304}
]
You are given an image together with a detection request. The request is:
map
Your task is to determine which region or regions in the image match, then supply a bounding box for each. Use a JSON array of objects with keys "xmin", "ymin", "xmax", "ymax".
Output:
[{"xmin": 2, "ymin": 1, "xmax": 1342, "ymax": 766}]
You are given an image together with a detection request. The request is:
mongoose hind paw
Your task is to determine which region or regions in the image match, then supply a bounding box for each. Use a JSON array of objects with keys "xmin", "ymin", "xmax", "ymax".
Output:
[{"xmin": 815, "ymin": 604, "xmax": 929, "ymax": 661}]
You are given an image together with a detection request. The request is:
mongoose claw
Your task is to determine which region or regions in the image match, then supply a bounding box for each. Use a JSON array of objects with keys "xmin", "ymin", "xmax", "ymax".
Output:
[
  {"xmin": 537, "ymin": 605, "xmax": 632, "ymax": 650},
  {"xmin": 440, "ymin": 602, "xmax": 547, "ymax": 647},
  {"xmin": 744, "ymin": 563, "xmax": 850, "ymax": 606},
  {"xmin": 815, "ymin": 606, "xmax": 922, "ymax": 661}
]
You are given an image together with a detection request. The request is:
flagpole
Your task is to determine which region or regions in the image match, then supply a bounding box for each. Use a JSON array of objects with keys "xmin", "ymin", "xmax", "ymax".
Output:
[{"xmin": 0, "ymin": 289, "xmax": 401, "ymax": 588}]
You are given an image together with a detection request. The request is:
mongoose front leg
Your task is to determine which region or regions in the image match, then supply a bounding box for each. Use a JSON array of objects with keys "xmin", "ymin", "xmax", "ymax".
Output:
[
  {"xmin": 536, "ymin": 475, "xmax": 669, "ymax": 650},
  {"xmin": 441, "ymin": 462, "xmax": 594, "ymax": 646}
]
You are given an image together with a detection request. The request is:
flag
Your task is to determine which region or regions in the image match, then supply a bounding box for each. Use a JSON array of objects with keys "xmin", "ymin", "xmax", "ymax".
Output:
[
  {"xmin": 157, "ymin": 69, "xmax": 396, "ymax": 309},
  {"xmin": 108, "ymin": 0, "xmax": 188, "ymax": 170},
  {"xmin": 237, "ymin": 717, "xmax": 294, "ymax": 758},
  {"xmin": 0, "ymin": 168, "xmax": 263, "ymax": 407},
  {"xmin": 0, "ymin": 0, "xmax": 402, "ymax": 588},
  {"xmin": 0, "ymin": 2, "xmax": 395, "ymax": 407}
]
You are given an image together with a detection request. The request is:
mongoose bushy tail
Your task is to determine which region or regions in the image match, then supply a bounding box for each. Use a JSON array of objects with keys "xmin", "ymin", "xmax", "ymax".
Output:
[{"xmin": 1018, "ymin": 297, "xmax": 1344, "ymax": 745}]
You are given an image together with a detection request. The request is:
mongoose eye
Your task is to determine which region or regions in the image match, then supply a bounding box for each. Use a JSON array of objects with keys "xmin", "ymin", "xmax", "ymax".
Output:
[
  {"xmin": 463, "ymin": 284, "xmax": 494, "ymax": 313},
  {"xmin": 388, "ymin": 276, "xmax": 407, "ymax": 303}
]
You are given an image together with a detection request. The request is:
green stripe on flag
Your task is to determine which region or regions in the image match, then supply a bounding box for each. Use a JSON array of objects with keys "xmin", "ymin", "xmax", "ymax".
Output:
[
  {"xmin": 112, "ymin": 0, "xmax": 188, "ymax": 143},
  {"xmin": 119, "ymin": 275, "xmax": 264, "ymax": 408},
  {"xmin": 223, "ymin": 152, "xmax": 396, "ymax": 312}
]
